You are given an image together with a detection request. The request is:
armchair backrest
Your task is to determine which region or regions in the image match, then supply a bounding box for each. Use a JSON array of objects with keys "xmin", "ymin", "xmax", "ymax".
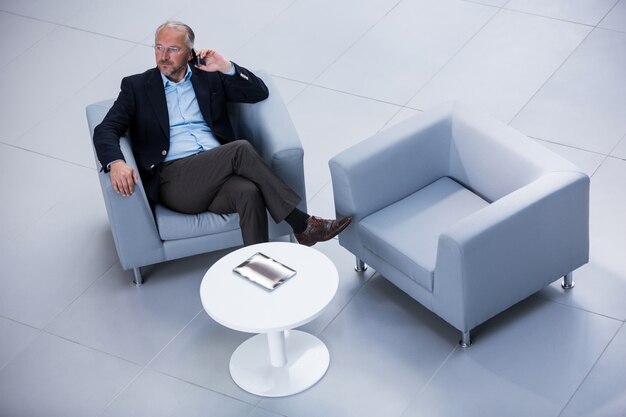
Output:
[
  {"xmin": 228, "ymin": 70, "xmax": 307, "ymax": 210},
  {"xmin": 447, "ymin": 103, "xmax": 580, "ymax": 202}
]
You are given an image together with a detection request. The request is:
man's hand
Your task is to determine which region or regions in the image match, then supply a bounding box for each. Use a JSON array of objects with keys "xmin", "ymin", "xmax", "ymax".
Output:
[
  {"xmin": 195, "ymin": 49, "xmax": 233, "ymax": 74},
  {"xmin": 109, "ymin": 161, "xmax": 138, "ymax": 197}
]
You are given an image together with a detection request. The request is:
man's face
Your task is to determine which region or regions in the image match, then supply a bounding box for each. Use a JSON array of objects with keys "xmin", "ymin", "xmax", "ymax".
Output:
[{"xmin": 155, "ymin": 27, "xmax": 192, "ymax": 82}]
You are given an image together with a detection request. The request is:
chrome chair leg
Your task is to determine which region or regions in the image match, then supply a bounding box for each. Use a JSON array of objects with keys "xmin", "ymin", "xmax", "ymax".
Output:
[
  {"xmin": 460, "ymin": 331, "xmax": 472, "ymax": 348},
  {"xmin": 561, "ymin": 272, "xmax": 575, "ymax": 289},
  {"xmin": 355, "ymin": 257, "xmax": 367, "ymax": 272},
  {"xmin": 133, "ymin": 267, "xmax": 143, "ymax": 287}
]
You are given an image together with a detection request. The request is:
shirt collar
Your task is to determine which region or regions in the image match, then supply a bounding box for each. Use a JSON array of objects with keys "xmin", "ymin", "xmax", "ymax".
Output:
[{"xmin": 161, "ymin": 64, "xmax": 192, "ymax": 87}]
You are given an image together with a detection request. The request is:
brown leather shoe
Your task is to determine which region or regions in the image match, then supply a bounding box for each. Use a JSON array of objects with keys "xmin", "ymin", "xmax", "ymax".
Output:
[{"xmin": 295, "ymin": 216, "xmax": 352, "ymax": 247}]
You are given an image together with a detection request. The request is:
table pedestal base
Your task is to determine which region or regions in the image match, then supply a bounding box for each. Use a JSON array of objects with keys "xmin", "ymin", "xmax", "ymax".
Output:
[{"xmin": 229, "ymin": 330, "xmax": 330, "ymax": 397}]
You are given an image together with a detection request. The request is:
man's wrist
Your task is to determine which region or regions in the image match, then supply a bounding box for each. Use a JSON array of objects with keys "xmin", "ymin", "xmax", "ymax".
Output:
[
  {"xmin": 107, "ymin": 159, "xmax": 124, "ymax": 170},
  {"xmin": 222, "ymin": 62, "xmax": 235, "ymax": 76}
]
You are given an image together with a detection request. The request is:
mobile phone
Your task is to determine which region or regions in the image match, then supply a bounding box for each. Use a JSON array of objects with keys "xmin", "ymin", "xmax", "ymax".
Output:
[{"xmin": 192, "ymin": 49, "xmax": 205, "ymax": 66}]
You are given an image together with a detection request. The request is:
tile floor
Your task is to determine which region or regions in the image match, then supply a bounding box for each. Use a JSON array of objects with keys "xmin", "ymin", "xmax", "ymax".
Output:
[{"xmin": 0, "ymin": 0, "xmax": 625, "ymax": 416}]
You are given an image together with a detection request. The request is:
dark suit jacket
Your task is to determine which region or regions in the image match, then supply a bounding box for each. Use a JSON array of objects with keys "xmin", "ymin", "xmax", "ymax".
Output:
[{"xmin": 93, "ymin": 62, "xmax": 269, "ymax": 202}]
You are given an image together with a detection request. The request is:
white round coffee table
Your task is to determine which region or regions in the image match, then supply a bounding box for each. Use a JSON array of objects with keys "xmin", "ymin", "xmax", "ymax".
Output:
[{"xmin": 200, "ymin": 242, "xmax": 339, "ymax": 397}]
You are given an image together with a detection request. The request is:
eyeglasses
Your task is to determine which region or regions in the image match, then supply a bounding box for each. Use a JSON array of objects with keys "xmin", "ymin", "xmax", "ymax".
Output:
[{"xmin": 154, "ymin": 45, "xmax": 185, "ymax": 55}]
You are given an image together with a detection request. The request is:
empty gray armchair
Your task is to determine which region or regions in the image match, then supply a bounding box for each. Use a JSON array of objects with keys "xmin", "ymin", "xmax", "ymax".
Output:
[
  {"xmin": 86, "ymin": 71, "xmax": 306, "ymax": 286},
  {"xmin": 329, "ymin": 102, "xmax": 589, "ymax": 346}
]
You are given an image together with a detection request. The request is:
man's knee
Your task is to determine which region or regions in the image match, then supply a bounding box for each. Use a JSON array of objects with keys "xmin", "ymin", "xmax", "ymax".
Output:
[
  {"xmin": 232, "ymin": 180, "xmax": 264, "ymax": 207},
  {"xmin": 229, "ymin": 139, "xmax": 254, "ymax": 152},
  {"xmin": 229, "ymin": 139, "xmax": 261, "ymax": 160}
]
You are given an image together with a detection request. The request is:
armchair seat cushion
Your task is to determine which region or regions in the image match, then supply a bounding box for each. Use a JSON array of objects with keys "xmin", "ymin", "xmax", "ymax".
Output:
[
  {"xmin": 155, "ymin": 204, "xmax": 240, "ymax": 241},
  {"xmin": 359, "ymin": 177, "xmax": 489, "ymax": 291}
]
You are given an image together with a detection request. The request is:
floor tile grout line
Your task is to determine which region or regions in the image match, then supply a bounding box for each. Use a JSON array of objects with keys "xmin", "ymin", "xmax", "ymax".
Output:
[
  {"xmin": 530, "ymin": 135, "xmax": 611, "ymax": 158},
  {"xmin": 507, "ymin": 12, "xmax": 608, "ymax": 125},
  {"xmin": 0, "ymin": 11, "xmax": 60, "ymax": 72},
  {"xmin": 317, "ymin": 270, "xmax": 377, "ymax": 338},
  {"xmin": 261, "ymin": 0, "xmax": 407, "ymax": 110},
  {"xmin": 40, "ymin": 330, "xmax": 142, "ymax": 368},
  {"xmin": 606, "ymin": 153, "xmax": 626, "ymax": 163},
  {"xmin": 246, "ymin": 405, "xmax": 288, "ymax": 417},
  {"xmin": 278, "ymin": 74, "xmax": 408, "ymax": 108},
  {"xmin": 141, "ymin": 309, "xmax": 205, "ymax": 369},
  {"xmin": 307, "ymin": 0, "xmax": 404, "ymax": 87},
  {"xmin": 41, "ymin": 261, "xmax": 119, "ymax": 332},
  {"xmin": 306, "ymin": 178, "xmax": 332, "ymax": 204},
  {"xmin": 528, "ymin": 134, "xmax": 626, "ymax": 177},
  {"xmin": 0, "ymin": 9, "xmax": 143, "ymax": 47},
  {"xmin": 461, "ymin": 0, "xmax": 505, "ymax": 7},
  {"xmin": 533, "ymin": 292, "xmax": 625, "ymax": 324},
  {"xmin": 0, "ymin": 314, "xmax": 41, "ymax": 331},
  {"xmin": 607, "ymin": 133, "xmax": 626, "ymax": 162},
  {"xmin": 91, "ymin": 307, "xmax": 254, "ymax": 417},
  {"xmin": 229, "ymin": 0, "xmax": 316, "ymax": 111},
  {"xmin": 0, "ymin": 141, "xmax": 97, "ymax": 172},
  {"xmin": 401, "ymin": 6, "xmax": 502, "ymax": 109},
  {"xmin": 6, "ymin": 330, "xmax": 148, "ymax": 417},
  {"xmin": 588, "ymin": 132, "xmax": 626, "ymax": 177},
  {"xmin": 377, "ymin": 106, "xmax": 409, "ymax": 133},
  {"xmin": 499, "ymin": 6, "xmax": 608, "ymax": 28},
  {"xmin": 144, "ymin": 366, "xmax": 264, "ymax": 408},
  {"xmin": 398, "ymin": 344, "xmax": 459, "ymax": 417},
  {"xmin": 1, "ymin": 193, "xmax": 61, "ymax": 246},
  {"xmin": 594, "ymin": 0, "xmax": 626, "ymax": 34},
  {"xmin": 605, "ymin": 132, "xmax": 626, "ymax": 158},
  {"xmin": 0, "ymin": 9, "xmax": 70, "ymax": 26},
  {"xmin": 603, "ymin": 0, "xmax": 624, "ymax": 20},
  {"xmin": 267, "ymin": 75, "xmax": 311, "ymax": 106},
  {"xmin": 231, "ymin": 0, "xmax": 300, "ymax": 59},
  {"xmin": 7, "ymin": 39, "xmax": 149, "ymax": 151},
  {"xmin": 594, "ymin": 154, "xmax": 616, "ymax": 178},
  {"xmin": 94, "ymin": 368, "xmax": 148, "ymax": 416},
  {"xmin": 4, "ymin": 37, "xmax": 147, "ymax": 164},
  {"xmin": 0, "ymin": 324, "xmax": 44, "ymax": 374},
  {"xmin": 132, "ymin": 307, "xmax": 266, "ymax": 408},
  {"xmin": 557, "ymin": 321, "xmax": 625, "ymax": 417},
  {"xmin": 300, "ymin": 1, "xmax": 505, "ymax": 133}
]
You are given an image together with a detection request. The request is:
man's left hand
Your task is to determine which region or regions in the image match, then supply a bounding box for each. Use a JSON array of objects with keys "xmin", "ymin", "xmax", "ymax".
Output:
[{"xmin": 195, "ymin": 49, "xmax": 233, "ymax": 74}]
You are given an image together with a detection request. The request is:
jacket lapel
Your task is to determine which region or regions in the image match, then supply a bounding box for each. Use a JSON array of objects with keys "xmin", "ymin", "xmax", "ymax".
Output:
[
  {"xmin": 190, "ymin": 67, "xmax": 213, "ymax": 129},
  {"xmin": 145, "ymin": 68, "xmax": 169, "ymax": 139}
]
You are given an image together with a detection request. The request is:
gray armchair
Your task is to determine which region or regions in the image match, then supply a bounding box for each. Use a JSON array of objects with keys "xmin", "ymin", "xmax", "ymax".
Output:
[
  {"xmin": 329, "ymin": 102, "xmax": 589, "ymax": 346},
  {"xmin": 86, "ymin": 71, "xmax": 306, "ymax": 286}
]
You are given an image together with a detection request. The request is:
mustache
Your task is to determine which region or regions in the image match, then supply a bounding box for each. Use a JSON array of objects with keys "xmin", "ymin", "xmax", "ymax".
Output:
[{"xmin": 159, "ymin": 60, "xmax": 173, "ymax": 65}]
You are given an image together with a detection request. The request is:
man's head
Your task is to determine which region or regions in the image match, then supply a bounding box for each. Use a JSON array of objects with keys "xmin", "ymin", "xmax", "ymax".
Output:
[{"xmin": 154, "ymin": 21, "xmax": 195, "ymax": 82}]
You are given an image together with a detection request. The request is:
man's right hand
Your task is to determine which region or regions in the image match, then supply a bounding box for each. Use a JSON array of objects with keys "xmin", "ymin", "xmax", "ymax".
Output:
[{"xmin": 109, "ymin": 160, "xmax": 138, "ymax": 197}]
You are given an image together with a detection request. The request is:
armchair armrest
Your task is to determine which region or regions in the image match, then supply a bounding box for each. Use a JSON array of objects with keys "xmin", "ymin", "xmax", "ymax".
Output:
[
  {"xmin": 87, "ymin": 103, "xmax": 165, "ymax": 270},
  {"xmin": 95, "ymin": 135, "xmax": 165, "ymax": 269},
  {"xmin": 329, "ymin": 104, "xmax": 453, "ymax": 221},
  {"xmin": 433, "ymin": 171, "xmax": 590, "ymax": 331}
]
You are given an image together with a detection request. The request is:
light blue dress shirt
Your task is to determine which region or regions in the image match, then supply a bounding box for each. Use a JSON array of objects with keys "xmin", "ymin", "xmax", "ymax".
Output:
[{"xmin": 161, "ymin": 65, "xmax": 234, "ymax": 162}]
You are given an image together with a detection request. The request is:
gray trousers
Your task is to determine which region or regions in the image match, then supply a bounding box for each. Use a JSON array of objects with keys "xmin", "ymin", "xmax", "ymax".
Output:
[{"xmin": 159, "ymin": 140, "xmax": 301, "ymax": 245}]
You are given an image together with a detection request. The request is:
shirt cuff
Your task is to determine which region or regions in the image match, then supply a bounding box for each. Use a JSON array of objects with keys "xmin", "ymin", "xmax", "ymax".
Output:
[
  {"xmin": 225, "ymin": 63, "xmax": 236, "ymax": 76},
  {"xmin": 106, "ymin": 159, "xmax": 124, "ymax": 170}
]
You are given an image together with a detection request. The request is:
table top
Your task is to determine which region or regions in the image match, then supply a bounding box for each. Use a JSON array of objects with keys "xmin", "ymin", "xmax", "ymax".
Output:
[{"xmin": 200, "ymin": 242, "xmax": 339, "ymax": 333}]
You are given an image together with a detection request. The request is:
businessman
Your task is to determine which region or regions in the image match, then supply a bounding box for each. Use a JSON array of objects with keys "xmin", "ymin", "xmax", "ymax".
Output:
[{"xmin": 93, "ymin": 20, "xmax": 350, "ymax": 246}]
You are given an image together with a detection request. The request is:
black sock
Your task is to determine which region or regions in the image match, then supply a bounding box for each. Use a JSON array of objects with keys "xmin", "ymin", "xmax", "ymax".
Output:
[{"xmin": 285, "ymin": 208, "xmax": 310, "ymax": 234}]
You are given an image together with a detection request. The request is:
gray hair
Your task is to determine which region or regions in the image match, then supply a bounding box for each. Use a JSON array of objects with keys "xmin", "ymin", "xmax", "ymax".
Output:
[{"xmin": 155, "ymin": 21, "xmax": 195, "ymax": 49}]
